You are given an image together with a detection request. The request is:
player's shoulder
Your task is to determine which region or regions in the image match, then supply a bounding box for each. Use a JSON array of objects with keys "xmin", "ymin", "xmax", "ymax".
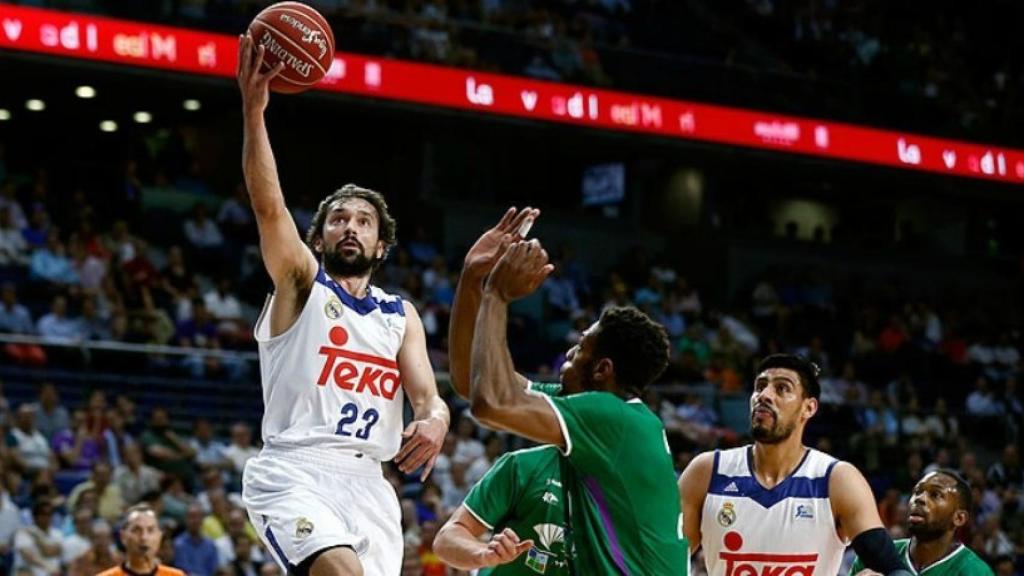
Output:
[
  {"xmin": 366, "ymin": 285, "xmax": 406, "ymax": 313},
  {"xmin": 96, "ymin": 567, "xmax": 124, "ymax": 576},
  {"xmin": 503, "ymin": 445, "xmax": 560, "ymax": 479},
  {"xmin": 157, "ymin": 566, "xmax": 187, "ymax": 576},
  {"xmin": 955, "ymin": 544, "xmax": 995, "ymax": 572}
]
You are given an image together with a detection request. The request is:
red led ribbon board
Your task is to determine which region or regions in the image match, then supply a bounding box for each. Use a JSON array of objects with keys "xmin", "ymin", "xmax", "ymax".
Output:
[{"xmin": 2, "ymin": 3, "xmax": 1023, "ymax": 184}]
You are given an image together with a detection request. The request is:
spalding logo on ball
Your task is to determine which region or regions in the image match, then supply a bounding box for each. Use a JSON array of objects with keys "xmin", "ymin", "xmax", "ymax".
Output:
[{"xmin": 248, "ymin": 1, "xmax": 336, "ymax": 94}]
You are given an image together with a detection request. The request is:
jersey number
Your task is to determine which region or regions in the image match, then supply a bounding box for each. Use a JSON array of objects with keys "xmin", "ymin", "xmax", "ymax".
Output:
[{"xmin": 335, "ymin": 403, "xmax": 380, "ymax": 440}]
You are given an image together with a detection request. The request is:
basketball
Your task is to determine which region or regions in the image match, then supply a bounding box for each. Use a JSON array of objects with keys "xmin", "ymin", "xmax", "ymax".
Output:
[{"xmin": 247, "ymin": 1, "xmax": 335, "ymax": 94}]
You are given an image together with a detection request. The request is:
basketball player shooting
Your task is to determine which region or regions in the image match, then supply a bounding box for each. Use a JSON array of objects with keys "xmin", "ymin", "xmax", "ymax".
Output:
[
  {"xmin": 236, "ymin": 34, "xmax": 449, "ymax": 576},
  {"xmin": 678, "ymin": 354, "xmax": 912, "ymax": 576}
]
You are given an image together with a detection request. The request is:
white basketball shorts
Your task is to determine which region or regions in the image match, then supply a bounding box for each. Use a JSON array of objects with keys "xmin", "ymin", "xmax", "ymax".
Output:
[{"xmin": 242, "ymin": 445, "xmax": 402, "ymax": 575}]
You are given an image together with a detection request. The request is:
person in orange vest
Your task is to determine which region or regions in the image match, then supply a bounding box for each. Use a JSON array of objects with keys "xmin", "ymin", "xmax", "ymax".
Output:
[{"xmin": 98, "ymin": 504, "xmax": 184, "ymax": 576}]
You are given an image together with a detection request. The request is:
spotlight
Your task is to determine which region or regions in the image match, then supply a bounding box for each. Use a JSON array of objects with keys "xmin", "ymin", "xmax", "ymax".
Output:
[
  {"xmin": 133, "ymin": 111, "xmax": 153, "ymax": 124},
  {"xmin": 183, "ymin": 99, "xmax": 201, "ymax": 111},
  {"xmin": 26, "ymin": 99, "xmax": 45, "ymax": 111},
  {"xmin": 75, "ymin": 86, "xmax": 97, "ymax": 99},
  {"xmin": 99, "ymin": 120, "xmax": 118, "ymax": 132},
  {"xmin": 0, "ymin": 109, "xmax": 10, "ymax": 121}
]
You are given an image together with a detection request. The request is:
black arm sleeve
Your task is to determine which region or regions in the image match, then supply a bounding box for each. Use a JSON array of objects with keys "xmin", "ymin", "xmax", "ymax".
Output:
[{"xmin": 851, "ymin": 527, "xmax": 913, "ymax": 575}]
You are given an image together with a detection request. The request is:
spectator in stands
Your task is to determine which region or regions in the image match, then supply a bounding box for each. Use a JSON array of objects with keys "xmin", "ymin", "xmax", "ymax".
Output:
[
  {"xmin": 0, "ymin": 207, "xmax": 28, "ymax": 268},
  {"xmin": 53, "ymin": 409, "xmax": 103, "ymax": 474},
  {"xmin": 102, "ymin": 409, "xmax": 132, "ymax": 468},
  {"xmin": 203, "ymin": 277, "xmax": 247, "ymax": 342},
  {"xmin": 999, "ymin": 376, "xmax": 1022, "ymax": 442},
  {"xmin": 159, "ymin": 246, "xmax": 197, "ymax": 321},
  {"xmin": 7, "ymin": 404, "xmax": 56, "ymax": 475},
  {"xmin": 183, "ymin": 203, "xmax": 225, "ymax": 274},
  {"xmin": 114, "ymin": 443, "xmax": 162, "ymax": 506},
  {"xmin": 61, "ymin": 508, "xmax": 94, "ymax": 567},
  {"xmin": 987, "ymin": 444, "xmax": 1022, "ymax": 490},
  {"xmin": 217, "ymin": 183, "xmax": 255, "ymax": 249},
  {"xmin": 0, "ymin": 460, "xmax": 21, "ymax": 575},
  {"xmin": 14, "ymin": 498, "xmax": 62, "ymax": 573},
  {"xmin": 103, "ymin": 221, "xmax": 137, "ymax": 265},
  {"xmin": 213, "ymin": 507, "xmax": 262, "ymax": 569},
  {"xmin": 174, "ymin": 503, "xmax": 218, "ymax": 576},
  {"xmin": 923, "ymin": 397, "xmax": 959, "ymax": 442},
  {"xmin": 33, "ymin": 383, "xmax": 68, "ymax": 443},
  {"xmin": 227, "ymin": 534, "xmax": 259, "ymax": 576},
  {"xmin": 0, "ymin": 283, "xmax": 45, "ymax": 366},
  {"xmin": 542, "ymin": 264, "xmax": 581, "ymax": 320},
  {"xmin": 13, "ymin": 500, "xmax": 63, "ymax": 576},
  {"xmin": 465, "ymin": 434, "xmax": 504, "ymax": 486},
  {"xmin": 68, "ymin": 520, "xmax": 121, "ymax": 576},
  {"xmin": 78, "ymin": 296, "xmax": 111, "ymax": 341},
  {"xmin": 222, "ymin": 423, "xmax": 257, "ymax": 481},
  {"xmin": 451, "ymin": 412, "xmax": 484, "ymax": 464},
  {"xmin": 160, "ymin": 475, "xmax": 193, "ymax": 524},
  {"xmin": 22, "ymin": 208, "xmax": 50, "ymax": 250},
  {"xmin": 67, "ymin": 462, "xmax": 124, "ymax": 523},
  {"xmin": 0, "ymin": 181, "xmax": 27, "ymax": 231},
  {"xmin": 189, "ymin": 419, "xmax": 230, "ymax": 473},
  {"xmin": 140, "ymin": 408, "xmax": 196, "ymax": 487},
  {"xmin": 966, "ymin": 377, "xmax": 1002, "ymax": 441},
  {"xmin": 69, "ymin": 235, "xmax": 106, "ymax": 294},
  {"xmin": 29, "ymin": 229, "xmax": 79, "ymax": 287},
  {"xmin": 36, "ymin": 295, "xmax": 85, "ymax": 343},
  {"xmin": 100, "ymin": 504, "xmax": 184, "ymax": 576}
]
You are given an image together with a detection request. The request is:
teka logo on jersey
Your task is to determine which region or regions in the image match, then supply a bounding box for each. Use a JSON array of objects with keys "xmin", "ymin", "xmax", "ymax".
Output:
[
  {"xmin": 317, "ymin": 327, "xmax": 400, "ymax": 400},
  {"xmin": 720, "ymin": 531, "xmax": 817, "ymax": 576}
]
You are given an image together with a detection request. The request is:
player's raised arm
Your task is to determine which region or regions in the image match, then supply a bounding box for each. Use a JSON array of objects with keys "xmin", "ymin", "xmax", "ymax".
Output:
[
  {"xmin": 393, "ymin": 301, "xmax": 449, "ymax": 481},
  {"xmin": 434, "ymin": 507, "xmax": 533, "ymax": 570},
  {"xmin": 449, "ymin": 207, "xmax": 539, "ymax": 399},
  {"xmin": 831, "ymin": 462, "xmax": 913, "ymax": 576},
  {"xmin": 238, "ymin": 34, "xmax": 318, "ymax": 294},
  {"xmin": 469, "ymin": 240, "xmax": 561, "ymax": 445}
]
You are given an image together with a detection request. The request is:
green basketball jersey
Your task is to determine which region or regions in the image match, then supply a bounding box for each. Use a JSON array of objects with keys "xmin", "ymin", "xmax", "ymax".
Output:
[
  {"xmin": 540, "ymin": 390, "xmax": 688, "ymax": 575},
  {"xmin": 850, "ymin": 538, "xmax": 994, "ymax": 575},
  {"xmin": 464, "ymin": 446, "xmax": 569, "ymax": 576}
]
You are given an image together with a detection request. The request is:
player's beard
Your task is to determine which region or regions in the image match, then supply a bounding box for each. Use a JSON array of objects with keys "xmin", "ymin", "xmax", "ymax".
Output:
[
  {"xmin": 907, "ymin": 514, "xmax": 946, "ymax": 541},
  {"xmin": 323, "ymin": 244, "xmax": 376, "ymax": 278},
  {"xmin": 750, "ymin": 410, "xmax": 797, "ymax": 444}
]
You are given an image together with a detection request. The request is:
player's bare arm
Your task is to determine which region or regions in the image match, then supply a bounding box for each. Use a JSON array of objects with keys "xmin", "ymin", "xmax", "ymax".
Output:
[
  {"xmin": 393, "ymin": 301, "xmax": 449, "ymax": 481},
  {"xmin": 678, "ymin": 451, "xmax": 715, "ymax": 555},
  {"xmin": 434, "ymin": 506, "xmax": 534, "ymax": 570},
  {"xmin": 470, "ymin": 240, "xmax": 561, "ymax": 445},
  {"xmin": 449, "ymin": 207, "xmax": 539, "ymax": 399},
  {"xmin": 238, "ymin": 34, "xmax": 318, "ymax": 336},
  {"xmin": 832, "ymin": 462, "xmax": 912, "ymax": 575}
]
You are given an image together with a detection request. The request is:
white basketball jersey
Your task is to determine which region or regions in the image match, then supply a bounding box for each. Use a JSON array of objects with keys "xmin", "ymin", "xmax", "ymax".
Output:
[
  {"xmin": 700, "ymin": 446, "xmax": 846, "ymax": 576},
  {"xmin": 254, "ymin": 268, "xmax": 407, "ymax": 462}
]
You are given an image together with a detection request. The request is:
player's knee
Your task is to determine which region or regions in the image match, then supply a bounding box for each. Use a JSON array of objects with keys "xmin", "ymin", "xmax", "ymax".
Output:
[{"xmin": 307, "ymin": 546, "xmax": 363, "ymax": 576}]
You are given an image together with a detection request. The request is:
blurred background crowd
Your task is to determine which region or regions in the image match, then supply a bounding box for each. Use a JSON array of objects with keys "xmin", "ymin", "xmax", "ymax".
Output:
[{"xmin": 2, "ymin": 0, "xmax": 1024, "ymax": 574}]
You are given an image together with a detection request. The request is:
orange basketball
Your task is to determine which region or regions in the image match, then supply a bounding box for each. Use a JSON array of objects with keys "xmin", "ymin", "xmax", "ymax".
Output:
[{"xmin": 247, "ymin": 2, "xmax": 335, "ymax": 94}]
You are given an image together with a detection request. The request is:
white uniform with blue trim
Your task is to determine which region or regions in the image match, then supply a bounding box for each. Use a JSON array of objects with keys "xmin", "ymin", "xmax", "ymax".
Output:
[
  {"xmin": 700, "ymin": 446, "xmax": 846, "ymax": 576},
  {"xmin": 243, "ymin": 268, "xmax": 406, "ymax": 575}
]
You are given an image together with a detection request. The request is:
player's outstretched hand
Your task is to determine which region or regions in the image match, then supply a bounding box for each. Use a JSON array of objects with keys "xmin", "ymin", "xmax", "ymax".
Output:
[
  {"xmin": 463, "ymin": 207, "xmax": 540, "ymax": 279},
  {"xmin": 476, "ymin": 528, "xmax": 534, "ymax": 568},
  {"xmin": 394, "ymin": 417, "xmax": 446, "ymax": 481},
  {"xmin": 484, "ymin": 239, "xmax": 554, "ymax": 302},
  {"xmin": 237, "ymin": 33, "xmax": 284, "ymax": 116}
]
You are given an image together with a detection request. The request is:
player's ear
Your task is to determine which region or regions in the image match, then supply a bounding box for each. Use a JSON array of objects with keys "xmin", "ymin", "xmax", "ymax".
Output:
[
  {"xmin": 952, "ymin": 508, "xmax": 969, "ymax": 529},
  {"xmin": 593, "ymin": 358, "xmax": 613, "ymax": 383},
  {"xmin": 803, "ymin": 396, "xmax": 818, "ymax": 420},
  {"xmin": 375, "ymin": 240, "xmax": 385, "ymax": 260},
  {"xmin": 313, "ymin": 237, "xmax": 323, "ymax": 254}
]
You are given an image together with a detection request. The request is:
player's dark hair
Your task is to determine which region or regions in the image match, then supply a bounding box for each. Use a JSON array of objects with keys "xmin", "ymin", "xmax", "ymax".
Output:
[
  {"xmin": 593, "ymin": 306, "xmax": 669, "ymax": 396},
  {"xmin": 756, "ymin": 354, "xmax": 821, "ymax": 400},
  {"xmin": 306, "ymin": 184, "xmax": 397, "ymax": 270},
  {"xmin": 934, "ymin": 468, "xmax": 973, "ymax": 513}
]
